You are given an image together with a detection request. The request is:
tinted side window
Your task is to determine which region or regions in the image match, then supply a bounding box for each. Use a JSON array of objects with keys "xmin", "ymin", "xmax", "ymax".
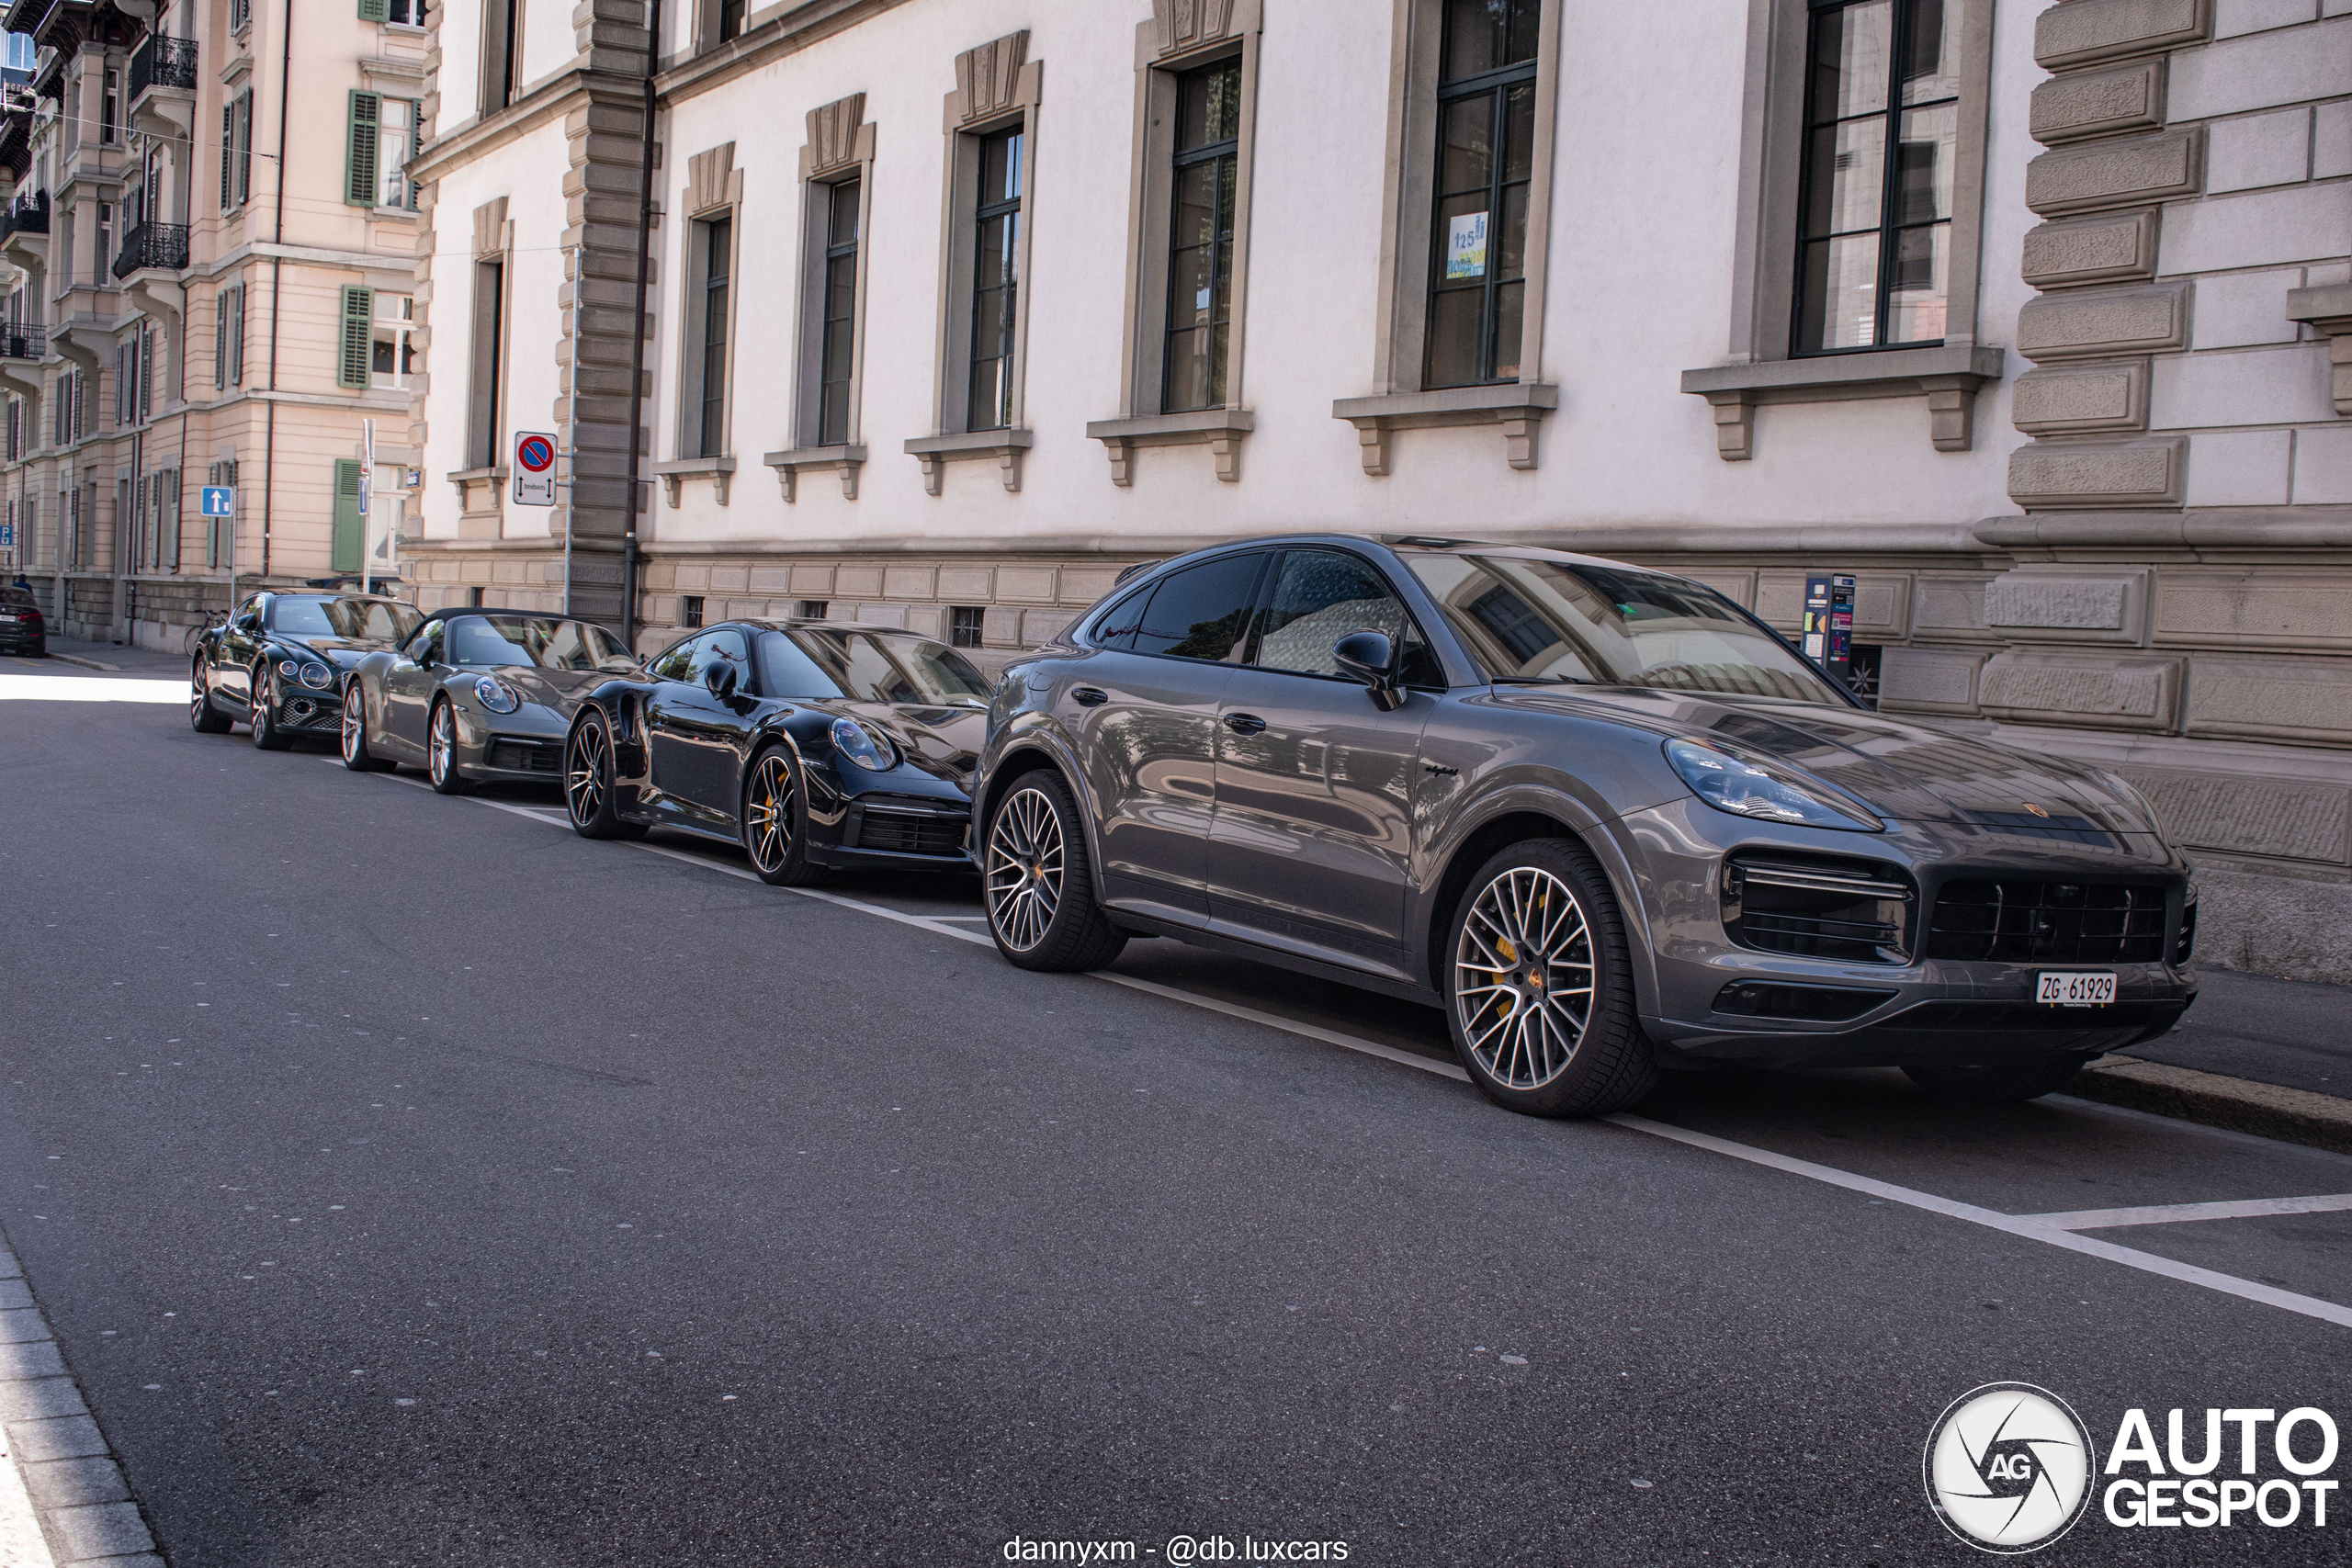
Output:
[
  {"xmin": 1131, "ymin": 553, "xmax": 1264, "ymax": 660},
  {"xmin": 1251, "ymin": 550, "xmax": 1440, "ymax": 683},
  {"xmin": 649, "ymin": 634, "xmax": 705, "ymax": 682},
  {"xmin": 1089, "ymin": 584, "xmax": 1153, "ymax": 651},
  {"xmin": 696, "ymin": 628, "xmax": 751, "ymax": 686}
]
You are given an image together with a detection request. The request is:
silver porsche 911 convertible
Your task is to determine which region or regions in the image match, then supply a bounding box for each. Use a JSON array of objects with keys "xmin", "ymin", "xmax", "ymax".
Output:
[{"xmin": 340, "ymin": 610, "xmax": 642, "ymax": 792}]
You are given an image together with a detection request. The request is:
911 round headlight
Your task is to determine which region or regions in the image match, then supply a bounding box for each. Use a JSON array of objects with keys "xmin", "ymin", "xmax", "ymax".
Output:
[
  {"xmin": 1665, "ymin": 738, "xmax": 1883, "ymax": 832},
  {"xmin": 830, "ymin": 716, "xmax": 897, "ymax": 772},
  {"xmin": 473, "ymin": 675, "xmax": 521, "ymax": 714}
]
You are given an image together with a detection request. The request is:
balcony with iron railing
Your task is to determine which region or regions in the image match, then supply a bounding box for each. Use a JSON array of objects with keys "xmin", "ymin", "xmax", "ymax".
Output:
[
  {"xmin": 1, "ymin": 190, "xmax": 50, "ymax": 242},
  {"xmin": 0, "ymin": 322, "xmax": 45, "ymax": 360},
  {"xmin": 112, "ymin": 220, "xmax": 188, "ymax": 279},
  {"xmin": 129, "ymin": 34, "xmax": 200, "ymax": 101}
]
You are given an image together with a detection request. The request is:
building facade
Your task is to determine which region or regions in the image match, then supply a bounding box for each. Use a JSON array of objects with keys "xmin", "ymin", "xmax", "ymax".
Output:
[
  {"xmin": 406, "ymin": 0, "xmax": 2351, "ymax": 979},
  {"xmin": 0, "ymin": 0, "xmax": 426, "ymax": 649}
]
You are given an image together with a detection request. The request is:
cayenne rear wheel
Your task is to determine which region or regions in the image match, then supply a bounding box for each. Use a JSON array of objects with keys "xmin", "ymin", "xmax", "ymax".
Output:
[
  {"xmin": 1445, "ymin": 838, "xmax": 1657, "ymax": 1118},
  {"xmin": 341, "ymin": 683, "xmax": 395, "ymax": 772},
  {"xmin": 985, "ymin": 773, "xmax": 1126, "ymax": 973},
  {"xmin": 742, "ymin": 745, "xmax": 821, "ymax": 886},
  {"xmin": 248, "ymin": 670, "xmax": 293, "ymax": 750},
  {"xmin": 427, "ymin": 699, "xmax": 469, "ymax": 795},
  {"xmin": 189, "ymin": 660, "xmax": 231, "ymax": 733},
  {"xmin": 565, "ymin": 711, "xmax": 644, "ymax": 840},
  {"xmin": 1903, "ymin": 1056, "xmax": 2091, "ymax": 1103}
]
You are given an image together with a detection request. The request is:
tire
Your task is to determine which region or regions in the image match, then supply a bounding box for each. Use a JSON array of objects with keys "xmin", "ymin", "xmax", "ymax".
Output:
[
  {"xmin": 248, "ymin": 669, "xmax": 293, "ymax": 750},
  {"xmin": 426, "ymin": 698, "xmax": 470, "ymax": 795},
  {"xmin": 341, "ymin": 682, "xmax": 395, "ymax": 772},
  {"xmin": 741, "ymin": 744, "xmax": 822, "ymax": 886},
  {"xmin": 189, "ymin": 660, "xmax": 232, "ymax": 733},
  {"xmin": 564, "ymin": 709, "xmax": 646, "ymax": 840},
  {"xmin": 1903, "ymin": 1056, "xmax": 2092, "ymax": 1104},
  {"xmin": 1443, "ymin": 837, "xmax": 1658, "ymax": 1118},
  {"xmin": 984, "ymin": 771, "xmax": 1127, "ymax": 973}
]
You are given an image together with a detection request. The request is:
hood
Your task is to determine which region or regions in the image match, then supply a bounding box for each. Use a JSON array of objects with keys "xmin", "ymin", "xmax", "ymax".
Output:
[
  {"xmin": 830, "ymin": 698, "xmax": 989, "ymax": 789},
  {"xmin": 481, "ymin": 665, "xmax": 610, "ymax": 710},
  {"xmin": 1492, "ymin": 687, "xmax": 2157, "ymax": 836},
  {"xmin": 275, "ymin": 634, "xmax": 390, "ymax": 665}
]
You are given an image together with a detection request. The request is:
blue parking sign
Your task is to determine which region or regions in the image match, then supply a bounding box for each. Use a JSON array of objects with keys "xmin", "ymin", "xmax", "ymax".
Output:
[
  {"xmin": 0, "ymin": 522, "xmax": 13, "ymax": 547},
  {"xmin": 200, "ymin": 486, "xmax": 235, "ymax": 518}
]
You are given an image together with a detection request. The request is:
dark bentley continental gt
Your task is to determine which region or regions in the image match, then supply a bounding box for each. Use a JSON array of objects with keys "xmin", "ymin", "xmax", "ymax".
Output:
[
  {"xmin": 972, "ymin": 536, "xmax": 2199, "ymax": 1119},
  {"xmin": 190, "ymin": 592, "xmax": 422, "ymax": 748},
  {"xmin": 562, "ymin": 620, "xmax": 989, "ymax": 885},
  {"xmin": 340, "ymin": 610, "xmax": 643, "ymax": 791}
]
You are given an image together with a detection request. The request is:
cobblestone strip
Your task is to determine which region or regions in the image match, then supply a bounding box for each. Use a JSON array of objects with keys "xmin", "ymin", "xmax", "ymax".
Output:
[{"xmin": 0, "ymin": 1238, "xmax": 161, "ymax": 1567}]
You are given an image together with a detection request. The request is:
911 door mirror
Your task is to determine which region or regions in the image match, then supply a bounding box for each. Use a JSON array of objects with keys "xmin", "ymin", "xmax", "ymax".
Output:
[
  {"xmin": 1333, "ymin": 630, "xmax": 1406, "ymax": 712},
  {"xmin": 705, "ymin": 659, "xmax": 739, "ymax": 699}
]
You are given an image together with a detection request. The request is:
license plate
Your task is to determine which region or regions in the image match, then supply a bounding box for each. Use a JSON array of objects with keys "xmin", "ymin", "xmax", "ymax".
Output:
[{"xmin": 2037, "ymin": 971, "xmax": 2116, "ymax": 1008}]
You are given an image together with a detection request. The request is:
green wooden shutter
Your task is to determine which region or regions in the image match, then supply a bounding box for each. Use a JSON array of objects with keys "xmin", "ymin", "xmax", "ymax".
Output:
[
  {"xmin": 214, "ymin": 291, "xmax": 228, "ymax": 389},
  {"xmin": 220, "ymin": 103, "xmax": 232, "ymax": 209},
  {"xmin": 332, "ymin": 458, "xmax": 364, "ymax": 572},
  {"xmin": 357, "ymin": 0, "xmax": 390, "ymax": 19},
  {"xmin": 345, "ymin": 91, "xmax": 380, "ymax": 207},
  {"xmin": 230, "ymin": 287, "xmax": 244, "ymax": 385},
  {"xmin": 336, "ymin": 285, "xmax": 373, "ymax": 389}
]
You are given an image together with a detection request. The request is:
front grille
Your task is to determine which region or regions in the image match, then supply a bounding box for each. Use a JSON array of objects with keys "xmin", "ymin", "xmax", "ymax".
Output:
[
  {"xmin": 1961, "ymin": 808, "xmax": 2117, "ymax": 848},
  {"xmin": 487, "ymin": 739, "xmax": 561, "ymax": 774},
  {"xmin": 853, "ymin": 804, "xmax": 968, "ymax": 856},
  {"xmin": 1924, "ymin": 879, "xmax": 2170, "ymax": 964},
  {"xmin": 1724, "ymin": 856, "xmax": 1914, "ymax": 965},
  {"xmin": 277, "ymin": 693, "xmax": 341, "ymax": 729}
]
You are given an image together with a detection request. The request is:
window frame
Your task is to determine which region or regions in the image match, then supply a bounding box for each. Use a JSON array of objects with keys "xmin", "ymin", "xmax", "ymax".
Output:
[
  {"xmin": 789, "ymin": 96, "xmax": 876, "ymax": 461},
  {"xmin": 481, "ymin": 0, "xmax": 525, "ymax": 116},
  {"xmin": 675, "ymin": 148, "xmax": 743, "ymax": 468},
  {"xmin": 1241, "ymin": 547, "xmax": 1442, "ymax": 687},
  {"xmin": 1423, "ymin": 4, "xmax": 1542, "ymax": 389},
  {"xmin": 466, "ymin": 205, "xmax": 514, "ymax": 473}
]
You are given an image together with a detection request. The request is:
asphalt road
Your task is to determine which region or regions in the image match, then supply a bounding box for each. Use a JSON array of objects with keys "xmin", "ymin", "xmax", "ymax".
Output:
[{"xmin": 5, "ymin": 663, "xmax": 2350, "ymax": 1565}]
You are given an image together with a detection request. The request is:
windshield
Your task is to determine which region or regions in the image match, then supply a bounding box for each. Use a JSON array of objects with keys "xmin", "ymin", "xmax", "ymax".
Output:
[
  {"xmin": 271, "ymin": 596, "xmax": 423, "ymax": 643},
  {"xmin": 758, "ymin": 628, "xmax": 991, "ymax": 705},
  {"xmin": 1401, "ymin": 554, "xmax": 1843, "ymax": 704},
  {"xmin": 447, "ymin": 615, "xmax": 636, "ymax": 671}
]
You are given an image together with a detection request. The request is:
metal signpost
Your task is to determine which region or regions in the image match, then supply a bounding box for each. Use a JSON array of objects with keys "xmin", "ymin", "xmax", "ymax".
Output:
[
  {"xmin": 201, "ymin": 484, "xmax": 236, "ymax": 616},
  {"xmin": 359, "ymin": 419, "xmax": 376, "ymax": 595},
  {"xmin": 514, "ymin": 433, "xmax": 558, "ymax": 507}
]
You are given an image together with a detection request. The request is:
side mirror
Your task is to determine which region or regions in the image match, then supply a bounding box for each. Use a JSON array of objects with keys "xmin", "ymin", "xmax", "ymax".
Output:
[
  {"xmin": 705, "ymin": 659, "xmax": 739, "ymax": 699},
  {"xmin": 1333, "ymin": 630, "xmax": 1407, "ymax": 712}
]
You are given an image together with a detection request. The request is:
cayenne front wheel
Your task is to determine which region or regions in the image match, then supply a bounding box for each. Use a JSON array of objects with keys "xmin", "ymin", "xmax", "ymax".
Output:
[
  {"xmin": 565, "ymin": 711, "xmax": 643, "ymax": 840},
  {"xmin": 1444, "ymin": 838, "xmax": 1657, "ymax": 1118},
  {"xmin": 742, "ymin": 746, "xmax": 821, "ymax": 886},
  {"xmin": 341, "ymin": 684, "xmax": 395, "ymax": 772},
  {"xmin": 189, "ymin": 660, "xmax": 231, "ymax": 733},
  {"xmin": 426, "ymin": 699, "xmax": 469, "ymax": 795},
  {"xmin": 984, "ymin": 772, "xmax": 1126, "ymax": 973}
]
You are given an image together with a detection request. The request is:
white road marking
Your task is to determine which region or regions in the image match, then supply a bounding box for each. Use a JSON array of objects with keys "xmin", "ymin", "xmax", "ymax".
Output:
[
  {"xmin": 349, "ymin": 762, "xmax": 2352, "ymax": 1332},
  {"xmin": 0, "ymin": 673, "xmax": 189, "ymax": 703},
  {"xmin": 2024, "ymin": 1193, "xmax": 2352, "ymax": 1231}
]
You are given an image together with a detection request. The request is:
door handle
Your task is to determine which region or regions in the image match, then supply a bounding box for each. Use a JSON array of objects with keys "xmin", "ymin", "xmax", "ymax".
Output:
[
  {"xmin": 1070, "ymin": 686, "xmax": 1109, "ymax": 707},
  {"xmin": 1224, "ymin": 713, "xmax": 1267, "ymax": 736}
]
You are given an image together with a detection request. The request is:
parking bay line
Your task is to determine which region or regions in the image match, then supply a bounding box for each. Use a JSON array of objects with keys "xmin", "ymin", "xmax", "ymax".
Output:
[
  {"xmin": 356, "ymin": 762, "xmax": 2352, "ymax": 1333},
  {"xmin": 2022, "ymin": 1193, "xmax": 2352, "ymax": 1231}
]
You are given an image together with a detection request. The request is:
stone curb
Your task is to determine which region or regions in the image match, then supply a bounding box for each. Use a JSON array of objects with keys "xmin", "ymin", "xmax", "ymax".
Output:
[
  {"xmin": 36, "ymin": 652, "xmax": 119, "ymax": 673},
  {"xmin": 0, "ymin": 1235, "xmax": 161, "ymax": 1567},
  {"xmin": 2072, "ymin": 1056, "xmax": 2352, "ymax": 1156}
]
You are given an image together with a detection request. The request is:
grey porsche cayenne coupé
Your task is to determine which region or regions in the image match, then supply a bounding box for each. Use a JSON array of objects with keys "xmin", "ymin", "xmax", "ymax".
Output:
[{"xmin": 973, "ymin": 536, "xmax": 2198, "ymax": 1119}]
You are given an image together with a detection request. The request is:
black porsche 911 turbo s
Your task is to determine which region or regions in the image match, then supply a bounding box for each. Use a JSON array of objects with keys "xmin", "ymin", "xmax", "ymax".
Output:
[
  {"xmin": 340, "ymin": 609, "xmax": 644, "ymax": 791},
  {"xmin": 190, "ymin": 592, "xmax": 423, "ymax": 749},
  {"xmin": 562, "ymin": 620, "xmax": 989, "ymax": 885}
]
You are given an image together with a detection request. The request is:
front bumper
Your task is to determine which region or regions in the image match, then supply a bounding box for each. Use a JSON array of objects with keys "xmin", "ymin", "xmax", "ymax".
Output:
[
  {"xmin": 449, "ymin": 705, "xmax": 569, "ymax": 781},
  {"xmin": 1613, "ymin": 797, "xmax": 2198, "ymax": 1068},
  {"xmin": 803, "ymin": 769, "xmax": 975, "ymax": 873}
]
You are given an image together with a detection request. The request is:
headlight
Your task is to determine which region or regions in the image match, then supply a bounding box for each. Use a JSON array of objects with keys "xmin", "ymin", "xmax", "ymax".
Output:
[
  {"xmin": 300, "ymin": 662, "xmax": 333, "ymax": 690},
  {"xmin": 1665, "ymin": 738, "xmax": 1883, "ymax": 832},
  {"xmin": 473, "ymin": 675, "xmax": 521, "ymax": 714},
  {"xmin": 830, "ymin": 716, "xmax": 897, "ymax": 772},
  {"xmin": 277, "ymin": 660, "xmax": 299, "ymax": 677}
]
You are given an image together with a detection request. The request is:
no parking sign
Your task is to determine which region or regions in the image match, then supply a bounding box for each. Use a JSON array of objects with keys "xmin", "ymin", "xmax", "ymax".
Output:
[{"xmin": 514, "ymin": 432, "xmax": 557, "ymax": 506}]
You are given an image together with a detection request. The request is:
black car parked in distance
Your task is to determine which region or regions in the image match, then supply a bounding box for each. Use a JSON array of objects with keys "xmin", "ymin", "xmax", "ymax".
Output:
[
  {"xmin": 563, "ymin": 620, "xmax": 991, "ymax": 885},
  {"xmin": 0, "ymin": 583, "xmax": 44, "ymax": 656},
  {"xmin": 190, "ymin": 592, "xmax": 423, "ymax": 749},
  {"xmin": 971, "ymin": 535, "xmax": 2199, "ymax": 1120}
]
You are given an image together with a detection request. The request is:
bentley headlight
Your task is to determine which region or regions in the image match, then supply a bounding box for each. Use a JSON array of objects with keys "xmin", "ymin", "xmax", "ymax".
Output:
[
  {"xmin": 1665, "ymin": 738, "xmax": 1883, "ymax": 832},
  {"xmin": 277, "ymin": 660, "xmax": 300, "ymax": 677},
  {"xmin": 300, "ymin": 662, "xmax": 334, "ymax": 690},
  {"xmin": 473, "ymin": 675, "xmax": 521, "ymax": 714},
  {"xmin": 830, "ymin": 716, "xmax": 897, "ymax": 772}
]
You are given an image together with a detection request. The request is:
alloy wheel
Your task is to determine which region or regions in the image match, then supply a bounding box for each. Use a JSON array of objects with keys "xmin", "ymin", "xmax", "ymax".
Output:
[
  {"xmin": 341, "ymin": 690, "xmax": 364, "ymax": 761},
  {"xmin": 1453, "ymin": 866, "xmax": 1596, "ymax": 1090},
  {"xmin": 986, "ymin": 786, "xmax": 1065, "ymax": 953},
  {"xmin": 566, "ymin": 719, "xmax": 608, "ymax": 825},
  {"xmin": 429, "ymin": 704, "xmax": 454, "ymax": 785},
  {"xmin": 189, "ymin": 671, "xmax": 206, "ymax": 727},
  {"xmin": 744, "ymin": 751, "xmax": 797, "ymax": 874}
]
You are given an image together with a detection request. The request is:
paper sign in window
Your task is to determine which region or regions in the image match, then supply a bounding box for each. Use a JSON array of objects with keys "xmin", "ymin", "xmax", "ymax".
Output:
[{"xmin": 1445, "ymin": 212, "xmax": 1488, "ymax": 280}]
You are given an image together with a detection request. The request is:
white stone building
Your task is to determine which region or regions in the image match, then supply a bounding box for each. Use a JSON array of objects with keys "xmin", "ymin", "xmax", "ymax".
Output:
[{"xmin": 401, "ymin": 0, "xmax": 2352, "ymax": 978}]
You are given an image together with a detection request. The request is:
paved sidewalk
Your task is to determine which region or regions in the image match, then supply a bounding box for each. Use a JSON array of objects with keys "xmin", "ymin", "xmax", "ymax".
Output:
[
  {"xmin": 0, "ymin": 1235, "xmax": 158, "ymax": 1567},
  {"xmin": 2124, "ymin": 963, "xmax": 2351, "ymax": 1099},
  {"xmin": 10, "ymin": 637, "xmax": 187, "ymax": 678}
]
